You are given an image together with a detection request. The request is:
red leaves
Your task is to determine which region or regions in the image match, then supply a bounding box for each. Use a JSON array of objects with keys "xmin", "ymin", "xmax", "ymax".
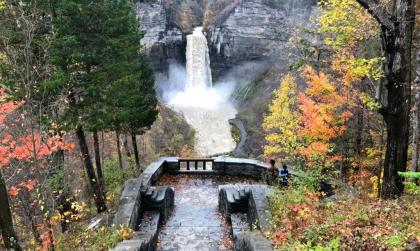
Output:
[
  {"xmin": 8, "ymin": 186, "xmax": 19, "ymax": 196},
  {"xmin": 7, "ymin": 180, "xmax": 37, "ymax": 196},
  {"xmin": 38, "ymin": 230, "xmax": 52, "ymax": 251},
  {"xmin": 272, "ymin": 230, "xmax": 288, "ymax": 246},
  {"xmin": 0, "ymin": 87, "xmax": 72, "ymax": 200},
  {"xmin": 2, "ymin": 134, "xmax": 13, "ymax": 144},
  {"xmin": 0, "ymin": 100, "xmax": 23, "ymax": 124},
  {"xmin": 0, "ymin": 99, "xmax": 74, "ymax": 168},
  {"xmin": 22, "ymin": 180, "xmax": 36, "ymax": 191}
]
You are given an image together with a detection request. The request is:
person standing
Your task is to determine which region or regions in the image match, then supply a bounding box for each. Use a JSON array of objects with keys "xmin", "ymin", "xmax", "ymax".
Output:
[
  {"xmin": 266, "ymin": 159, "xmax": 279, "ymax": 185},
  {"xmin": 279, "ymin": 164, "xmax": 290, "ymax": 186}
]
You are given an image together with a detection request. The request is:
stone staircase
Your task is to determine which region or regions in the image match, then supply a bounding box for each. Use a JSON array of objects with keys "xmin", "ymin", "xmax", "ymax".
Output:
[
  {"xmin": 141, "ymin": 186, "xmax": 174, "ymax": 222},
  {"xmin": 219, "ymin": 185, "xmax": 250, "ymax": 218},
  {"xmin": 112, "ymin": 157, "xmax": 278, "ymax": 251},
  {"xmin": 143, "ymin": 187, "xmax": 167, "ymax": 204},
  {"xmin": 218, "ymin": 185, "xmax": 273, "ymax": 251}
]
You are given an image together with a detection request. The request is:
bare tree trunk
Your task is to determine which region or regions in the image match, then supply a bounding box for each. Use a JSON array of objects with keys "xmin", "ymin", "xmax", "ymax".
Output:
[
  {"xmin": 411, "ymin": 42, "xmax": 420, "ymax": 182},
  {"xmin": 101, "ymin": 132, "xmax": 105, "ymax": 167},
  {"xmin": 0, "ymin": 172, "xmax": 22, "ymax": 251},
  {"xmin": 356, "ymin": 0, "xmax": 416, "ymax": 198},
  {"xmin": 76, "ymin": 128, "xmax": 107, "ymax": 213},
  {"xmin": 377, "ymin": 127, "xmax": 385, "ymax": 198},
  {"xmin": 116, "ymin": 131, "xmax": 124, "ymax": 170},
  {"xmin": 93, "ymin": 131, "xmax": 105, "ymax": 201},
  {"xmin": 131, "ymin": 133, "xmax": 140, "ymax": 170},
  {"xmin": 356, "ymin": 108, "xmax": 364, "ymax": 169},
  {"xmin": 380, "ymin": 23, "xmax": 413, "ymax": 198},
  {"xmin": 339, "ymin": 139, "xmax": 346, "ymax": 180},
  {"xmin": 123, "ymin": 135, "xmax": 131, "ymax": 159}
]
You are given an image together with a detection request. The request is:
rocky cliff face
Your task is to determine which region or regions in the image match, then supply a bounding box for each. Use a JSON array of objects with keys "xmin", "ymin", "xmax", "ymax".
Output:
[
  {"xmin": 134, "ymin": 0, "xmax": 316, "ymax": 76},
  {"xmin": 134, "ymin": 1, "xmax": 185, "ymax": 71},
  {"xmin": 207, "ymin": 0, "xmax": 316, "ymax": 76}
]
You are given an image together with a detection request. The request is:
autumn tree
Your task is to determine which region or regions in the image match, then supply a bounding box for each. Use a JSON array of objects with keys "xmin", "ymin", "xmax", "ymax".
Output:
[
  {"xmin": 0, "ymin": 89, "xmax": 72, "ymax": 250},
  {"xmin": 263, "ymin": 74, "xmax": 300, "ymax": 163},
  {"xmin": 0, "ymin": 94, "xmax": 23, "ymax": 250},
  {"xmin": 0, "ymin": 0, "xmax": 55, "ymax": 118},
  {"xmin": 298, "ymin": 66, "xmax": 353, "ymax": 170},
  {"xmin": 317, "ymin": 0, "xmax": 385, "ymax": 182},
  {"xmin": 353, "ymin": 0, "xmax": 417, "ymax": 198}
]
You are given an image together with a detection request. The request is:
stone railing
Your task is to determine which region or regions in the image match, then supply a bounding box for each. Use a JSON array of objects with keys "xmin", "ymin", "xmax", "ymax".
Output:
[{"xmin": 178, "ymin": 158, "xmax": 214, "ymax": 171}]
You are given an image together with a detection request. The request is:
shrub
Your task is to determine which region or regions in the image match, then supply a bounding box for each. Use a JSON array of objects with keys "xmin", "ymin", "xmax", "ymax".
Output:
[
  {"xmin": 385, "ymin": 234, "xmax": 406, "ymax": 249},
  {"xmin": 267, "ymin": 170, "xmax": 419, "ymax": 249},
  {"xmin": 398, "ymin": 171, "xmax": 420, "ymax": 179},
  {"xmin": 404, "ymin": 182, "xmax": 420, "ymax": 196},
  {"xmin": 55, "ymin": 224, "xmax": 132, "ymax": 250},
  {"xmin": 104, "ymin": 158, "xmax": 138, "ymax": 207}
]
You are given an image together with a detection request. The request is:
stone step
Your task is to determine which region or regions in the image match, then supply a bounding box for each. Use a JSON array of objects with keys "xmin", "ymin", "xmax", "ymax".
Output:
[
  {"xmin": 233, "ymin": 191, "xmax": 241, "ymax": 202},
  {"xmin": 155, "ymin": 189, "xmax": 166, "ymax": 202},
  {"xmin": 239, "ymin": 189, "xmax": 247, "ymax": 199},
  {"xmin": 145, "ymin": 187, "xmax": 155, "ymax": 197},
  {"xmin": 138, "ymin": 211, "xmax": 160, "ymax": 233},
  {"xmin": 151, "ymin": 190, "xmax": 158, "ymax": 200},
  {"xmin": 231, "ymin": 213, "xmax": 250, "ymax": 240},
  {"xmin": 226, "ymin": 189, "xmax": 236, "ymax": 203}
]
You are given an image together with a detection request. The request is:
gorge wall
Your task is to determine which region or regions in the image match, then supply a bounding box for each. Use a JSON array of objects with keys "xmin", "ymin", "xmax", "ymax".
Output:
[{"xmin": 134, "ymin": 0, "xmax": 317, "ymax": 76}]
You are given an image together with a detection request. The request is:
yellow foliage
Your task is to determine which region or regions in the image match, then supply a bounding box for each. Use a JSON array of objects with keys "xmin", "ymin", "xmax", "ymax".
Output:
[
  {"xmin": 263, "ymin": 74, "xmax": 300, "ymax": 161},
  {"xmin": 318, "ymin": 0, "xmax": 378, "ymax": 49},
  {"xmin": 117, "ymin": 226, "xmax": 134, "ymax": 240},
  {"xmin": 319, "ymin": 0, "xmax": 382, "ymax": 93}
]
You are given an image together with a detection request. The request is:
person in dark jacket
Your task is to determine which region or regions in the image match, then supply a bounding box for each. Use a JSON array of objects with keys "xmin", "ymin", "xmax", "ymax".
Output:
[{"xmin": 279, "ymin": 164, "xmax": 290, "ymax": 186}]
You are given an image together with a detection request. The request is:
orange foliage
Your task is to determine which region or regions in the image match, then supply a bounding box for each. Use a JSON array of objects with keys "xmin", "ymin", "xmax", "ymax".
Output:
[
  {"xmin": 0, "ymin": 88, "xmax": 73, "ymax": 198},
  {"xmin": 298, "ymin": 66, "xmax": 353, "ymax": 167}
]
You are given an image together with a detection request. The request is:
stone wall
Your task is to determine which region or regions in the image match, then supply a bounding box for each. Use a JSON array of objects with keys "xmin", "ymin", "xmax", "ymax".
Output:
[
  {"xmin": 233, "ymin": 232, "xmax": 273, "ymax": 251},
  {"xmin": 113, "ymin": 179, "xmax": 142, "ymax": 229},
  {"xmin": 213, "ymin": 157, "xmax": 270, "ymax": 179},
  {"xmin": 218, "ymin": 185, "xmax": 273, "ymax": 251}
]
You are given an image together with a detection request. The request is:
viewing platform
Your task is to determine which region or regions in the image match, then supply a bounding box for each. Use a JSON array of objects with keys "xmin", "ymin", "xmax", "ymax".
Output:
[{"xmin": 113, "ymin": 157, "xmax": 277, "ymax": 251}]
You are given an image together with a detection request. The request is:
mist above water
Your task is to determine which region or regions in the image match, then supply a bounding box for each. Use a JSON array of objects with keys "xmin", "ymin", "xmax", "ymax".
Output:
[
  {"xmin": 162, "ymin": 63, "xmax": 235, "ymax": 110},
  {"xmin": 157, "ymin": 62, "xmax": 237, "ymax": 156}
]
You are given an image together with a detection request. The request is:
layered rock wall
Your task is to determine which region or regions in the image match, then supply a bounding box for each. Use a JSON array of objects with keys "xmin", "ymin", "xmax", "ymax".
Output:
[{"xmin": 134, "ymin": 0, "xmax": 316, "ymax": 77}]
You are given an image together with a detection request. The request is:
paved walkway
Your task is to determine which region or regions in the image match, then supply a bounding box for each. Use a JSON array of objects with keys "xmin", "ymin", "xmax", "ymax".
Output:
[
  {"xmin": 229, "ymin": 118, "xmax": 248, "ymax": 158},
  {"xmin": 155, "ymin": 174, "xmax": 258, "ymax": 251}
]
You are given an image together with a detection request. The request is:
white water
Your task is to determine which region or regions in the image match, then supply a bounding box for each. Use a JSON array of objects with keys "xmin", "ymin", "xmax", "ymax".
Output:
[
  {"xmin": 186, "ymin": 27, "xmax": 213, "ymax": 90},
  {"xmin": 162, "ymin": 27, "xmax": 237, "ymax": 156}
]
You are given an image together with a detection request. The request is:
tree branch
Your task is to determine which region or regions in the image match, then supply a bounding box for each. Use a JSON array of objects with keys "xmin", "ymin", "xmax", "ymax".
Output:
[{"xmin": 355, "ymin": 0, "xmax": 394, "ymax": 30}]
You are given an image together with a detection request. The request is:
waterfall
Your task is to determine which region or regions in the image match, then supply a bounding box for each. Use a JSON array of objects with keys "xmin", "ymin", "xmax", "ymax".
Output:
[
  {"xmin": 161, "ymin": 27, "xmax": 237, "ymax": 156},
  {"xmin": 186, "ymin": 27, "xmax": 213, "ymax": 89}
]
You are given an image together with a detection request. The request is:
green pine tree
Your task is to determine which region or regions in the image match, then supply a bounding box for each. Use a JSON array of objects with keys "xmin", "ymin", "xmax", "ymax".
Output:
[{"xmin": 44, "ymin": 0, "xmax": 158, "ymax": 213}]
